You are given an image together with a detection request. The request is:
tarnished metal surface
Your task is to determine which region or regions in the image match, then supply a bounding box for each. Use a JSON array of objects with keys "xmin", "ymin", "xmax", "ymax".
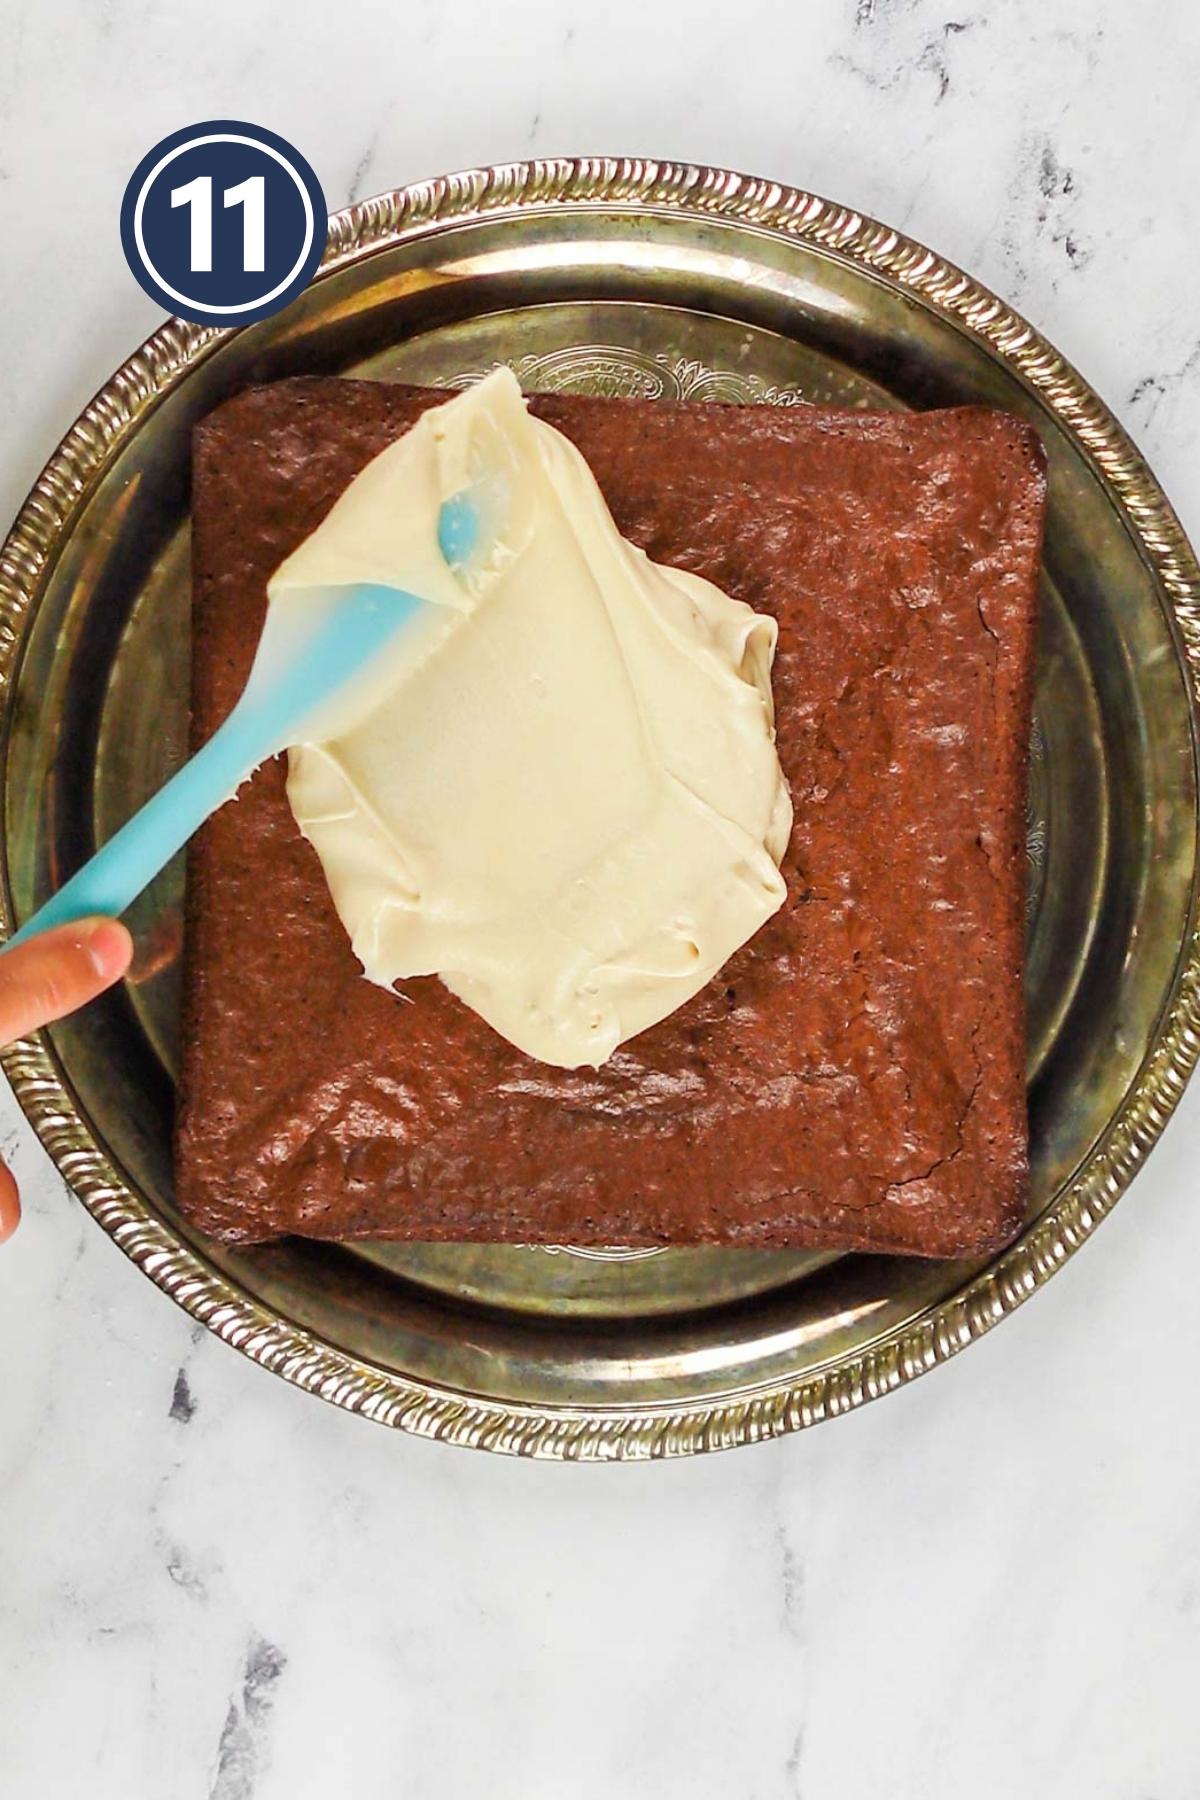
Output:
[{"xmin": 1, "ymin": 160, "xmax": 1196, "ymax": 1457}]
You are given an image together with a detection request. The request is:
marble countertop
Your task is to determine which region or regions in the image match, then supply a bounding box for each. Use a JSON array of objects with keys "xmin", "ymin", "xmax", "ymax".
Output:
[{"xmin": 2, "ymin": 1, "xmax": 1199, "ymax": 1794}]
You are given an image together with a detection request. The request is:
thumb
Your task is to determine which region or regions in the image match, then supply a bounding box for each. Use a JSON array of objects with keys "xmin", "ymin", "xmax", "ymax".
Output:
[{"xmin": 0, "ymin": 1158, "xmax": 18, "ymax": 1244}]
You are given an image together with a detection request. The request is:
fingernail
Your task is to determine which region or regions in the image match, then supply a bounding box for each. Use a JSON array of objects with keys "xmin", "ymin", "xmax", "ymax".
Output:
[{"xmin": 85, "ymin": 920, "xmax": 132, "ymax": 981}]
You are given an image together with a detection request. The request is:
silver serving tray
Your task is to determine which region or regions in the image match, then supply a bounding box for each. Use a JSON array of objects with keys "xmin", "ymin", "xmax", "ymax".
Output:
[{"xmin": 1, "ymin": 159, "xmax": 1197, "ymax": 1457}]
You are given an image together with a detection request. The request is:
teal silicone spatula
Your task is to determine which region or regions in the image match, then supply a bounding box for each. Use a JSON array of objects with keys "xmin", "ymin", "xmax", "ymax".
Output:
[{"xmin": 7, "ymin": 494, "xmax": 480, "ymax": 950}]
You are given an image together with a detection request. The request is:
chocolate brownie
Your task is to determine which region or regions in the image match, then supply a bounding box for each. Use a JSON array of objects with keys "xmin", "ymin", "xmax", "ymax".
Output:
[{"xmin": 176, "ymin": 378, "xmax": 1044, "ymax": 1256}]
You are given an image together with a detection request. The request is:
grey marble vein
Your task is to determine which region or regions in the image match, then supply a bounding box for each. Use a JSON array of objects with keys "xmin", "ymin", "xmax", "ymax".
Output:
[
  {"xmin": 208, "ymin": 1638, "xmax": 288, "ymax": 1800},
  {"xmin": 169, "ymin": 1367, "xmax": 196, "ymax": 1425},
  {"xmin": 776, "ymin": 1521, "xmax": 804, "ymax": 1641},
  {"xmin": 348, "ymin": 130, "xmax": 381, "ymax": 206}
]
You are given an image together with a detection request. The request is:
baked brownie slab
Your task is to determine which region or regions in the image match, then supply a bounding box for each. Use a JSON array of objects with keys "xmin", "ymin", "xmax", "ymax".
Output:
[{"xmin": 176, "ymin": 379, "xmax": 1044, "ymax": 1256}]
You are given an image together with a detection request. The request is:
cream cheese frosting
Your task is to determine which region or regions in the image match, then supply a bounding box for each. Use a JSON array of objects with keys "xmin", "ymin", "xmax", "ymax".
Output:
[{"xmin": 268, "ymin": 368, "xmax": 792, "ymax": 1069}]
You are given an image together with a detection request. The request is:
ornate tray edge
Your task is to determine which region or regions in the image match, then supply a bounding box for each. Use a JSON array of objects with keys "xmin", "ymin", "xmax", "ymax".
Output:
[{"xmin": 1, "ymin": 157, "xmax": 1198, "ymax": 1461}]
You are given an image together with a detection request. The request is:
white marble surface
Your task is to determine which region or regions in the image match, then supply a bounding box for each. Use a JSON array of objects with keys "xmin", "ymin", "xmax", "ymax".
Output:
[{"xmin": 2, "ymin": 1, "xmax": 1199, "ymax": 1794}]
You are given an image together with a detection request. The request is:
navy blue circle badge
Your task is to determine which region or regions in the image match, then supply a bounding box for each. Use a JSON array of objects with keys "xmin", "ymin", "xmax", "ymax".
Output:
[{"xmin": 120, "ymin": 121, "xmax": 327, "ymax": 325}]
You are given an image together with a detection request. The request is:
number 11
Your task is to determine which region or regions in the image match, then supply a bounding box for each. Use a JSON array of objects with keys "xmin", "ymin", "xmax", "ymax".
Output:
[{"xmin": 171, "ymin": 174, "xmax": 266, "ymax": 273}]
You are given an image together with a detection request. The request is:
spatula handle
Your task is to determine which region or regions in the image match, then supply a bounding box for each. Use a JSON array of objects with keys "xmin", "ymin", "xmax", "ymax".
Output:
[
  {"xmin": 6, "ymin": 519, "xmax": 473, "ymax": 949},
  {"xmin": 7, "ymin": 705, "xmax": 261, "ymax": 947},
  {"xmin": 6, "ymin": 579, "xmax": 434, "ymax": 948}
]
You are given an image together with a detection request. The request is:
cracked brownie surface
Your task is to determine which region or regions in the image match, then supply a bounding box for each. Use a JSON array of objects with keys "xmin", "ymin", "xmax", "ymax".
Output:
[{"xmin": 177, "ymin": 379, "xmax": 1044, "ymax": 1254}]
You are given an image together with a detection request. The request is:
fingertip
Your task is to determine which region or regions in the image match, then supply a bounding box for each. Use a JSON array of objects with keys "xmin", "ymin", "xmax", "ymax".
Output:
[{"xmin": 82, "ymin": 918, "xmax": 133, "ymax": 984}]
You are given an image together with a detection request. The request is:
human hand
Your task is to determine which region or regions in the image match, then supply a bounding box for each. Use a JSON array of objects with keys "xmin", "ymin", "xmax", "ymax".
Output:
[{"xmin": 0, "ymin": 918, "xmax": 132, "ymax": 1243}]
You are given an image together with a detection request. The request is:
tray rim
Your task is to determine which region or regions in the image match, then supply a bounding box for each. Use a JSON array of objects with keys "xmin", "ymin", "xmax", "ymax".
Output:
[{"xmin": 2, "ymin": 156, "xmax": 1198, "ymax": 1460}]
